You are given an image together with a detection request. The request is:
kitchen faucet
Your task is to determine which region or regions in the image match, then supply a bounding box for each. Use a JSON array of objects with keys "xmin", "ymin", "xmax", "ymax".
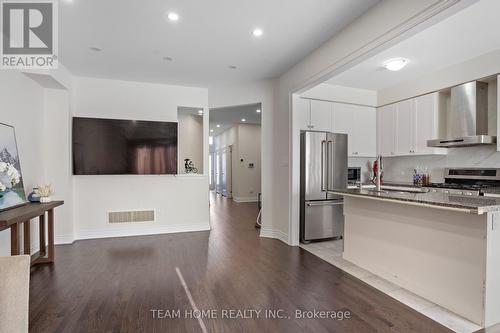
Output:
[{"xmin": 376, "ymin": 155, "xmax": 383, "ymax": 192}]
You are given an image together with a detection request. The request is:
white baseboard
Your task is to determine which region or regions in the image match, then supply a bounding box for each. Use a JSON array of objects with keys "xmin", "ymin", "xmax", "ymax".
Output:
[
  {"xmin": 233, "ymin": 196, "xmax": 259, "ymax": 203},
  {"xmin": 73, "ymin": 222, "xmax": 211, "ymax": 241},
  {"xmin": 55, "ymin": 234, "xmax": 76, "ymax": 245},
  {"xmin": 260, "ymin": 228, "xmax": 289, "ymax": 245}
]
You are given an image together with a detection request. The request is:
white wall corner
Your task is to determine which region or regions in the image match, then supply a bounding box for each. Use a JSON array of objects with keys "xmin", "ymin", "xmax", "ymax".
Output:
[
  {"xmin": 55, "ymin": 234, "xmax": 75, "ymax": 245},
  {"xmin": 259, "ymin": 228, "xmax": 289, "ymax": 245}
]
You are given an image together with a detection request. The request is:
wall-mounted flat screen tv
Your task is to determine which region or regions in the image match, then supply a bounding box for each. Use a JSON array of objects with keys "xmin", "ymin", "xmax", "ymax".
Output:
[{"xmin": 73, "ymin": 117, "xmax": 178, "ymax": 175}]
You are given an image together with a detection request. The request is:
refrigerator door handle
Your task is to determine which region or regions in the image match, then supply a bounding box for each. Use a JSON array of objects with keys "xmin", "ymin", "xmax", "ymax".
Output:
[
  {"xmin": 327, "ymin": 140, "xmax": 333, "ymax": 190},
  {"xmin": 306, "ymin": 201, "xmax": 344, "ymax": 207},
  {"xmin": 321, "ymin": 140, "xmax": 327, "ymax": 191}
]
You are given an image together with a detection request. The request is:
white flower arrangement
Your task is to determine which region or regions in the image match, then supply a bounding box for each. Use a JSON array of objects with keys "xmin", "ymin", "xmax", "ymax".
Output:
[
  {"xmin": 34, "ymin": 184, "xmax": 53, "ymax": 197},
  {"xmin": 0, "ymin": 161, "xmax": 20, "ymax": 192}
]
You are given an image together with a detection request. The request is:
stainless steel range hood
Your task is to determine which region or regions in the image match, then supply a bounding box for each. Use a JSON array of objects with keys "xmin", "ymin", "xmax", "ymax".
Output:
[{"xmin": 427, "ymin": 81, "xmax": 496, "ymax": 148}]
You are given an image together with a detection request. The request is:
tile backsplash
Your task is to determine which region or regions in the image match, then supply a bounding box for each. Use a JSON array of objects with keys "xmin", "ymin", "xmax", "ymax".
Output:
[{"xmin": 382, "ymin": 146, "xmax": 500, "ymax": 183}]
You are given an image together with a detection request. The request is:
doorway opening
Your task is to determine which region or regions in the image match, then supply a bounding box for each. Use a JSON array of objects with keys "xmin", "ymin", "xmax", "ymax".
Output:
[{"xmin": 208, "ymin": 103, "xmax": 263, "ymax": 225}]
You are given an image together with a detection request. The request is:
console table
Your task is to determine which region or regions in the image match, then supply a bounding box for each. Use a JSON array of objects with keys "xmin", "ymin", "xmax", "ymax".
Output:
[{"xmin": 0, "ymin": 201, "xmax": 64, "ymax": 265}]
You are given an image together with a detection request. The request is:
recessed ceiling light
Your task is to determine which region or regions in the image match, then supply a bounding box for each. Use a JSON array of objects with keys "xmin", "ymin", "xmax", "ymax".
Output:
[
  {"xmin": 89, "ymin": 46, "xmax": 102, "ymax": 52},
  {"xmin": 210, "ymin": 129, "xmax": 214, "ymax": 133},
  {"xmin": 252, "ymin": 28, "xmax": 263, "ymax": 37},
  {"xmin": 216, "ymin": 124, "xmax": 221, "ymax": 128},
  {"xmin": 167, "ymin": 12, "xmax": 179, "ymax": 22},
  {"xmin": 228, "ymin": 65, "xmax": 237, "ymax": 69},
  {"xmin": 163, "ymin": 56, "xmax": 173, "ymax": 61},
  {"xmin": 197, "ymin": 110, "xmax": 203, "ymax": 115},
  {"xmin": 241, "ymin": 118, "xmax": 246, "ymax": 122},
  {"xmin": 256, "ymin": 109, "xmax": 261, "ymax": 113},
  {"xmin": 384, "ymin": 58, "xmax": 409, "ymax": 71}
]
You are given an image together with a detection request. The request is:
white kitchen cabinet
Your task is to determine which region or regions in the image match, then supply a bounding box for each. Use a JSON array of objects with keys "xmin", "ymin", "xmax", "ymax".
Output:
[
  {"xmin": 395, "ymin": 99, "xmax": 415, "ymax": 155},
  {"xmin": 333, "ymin": 103, "xmax": 376, "ymax": 157},
  {"xmin": 377, "ymin": 93, "xmax": 446, "ymax": 157},
  {"xmin": 294, "ymin": 97, "xmax": 311, "ymax": 131},
  {"xmin": 309, "ymin": 100, "xmax": 332, "ymax": 131},
  {"xmin": 377, "ymin": 104, "xmax": 396, "ymax": 156},
  {"xmin": 414, "ymin": 93, "xmax": 447, "ymax": 155}
]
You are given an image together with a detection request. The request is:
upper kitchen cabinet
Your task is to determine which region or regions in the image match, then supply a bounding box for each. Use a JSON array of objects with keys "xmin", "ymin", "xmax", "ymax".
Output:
[
  {"xmin": 414, "ymin": 93, "xmax": 447, "ymax": 155},
  {"xmin": 377, "ymin": 104, "xmax": 396, "ymax": 156},
  {"xmin": 333, "ymin": 103, "xmax": 376, "ymax": 157},
  {"xmin": 309, "ymin": 100, "xmax": 333, "ymax": 132},
  {"xmin": 294, "ymin": 97, "xmax": 312, "ymax": 131},
  {"xmin": 395, "ymin": 99, "xmax": 414, "ymax": 155},
  {"xmin": 377, "ymin": 92, "xmax": 447, "ymax": 157}
]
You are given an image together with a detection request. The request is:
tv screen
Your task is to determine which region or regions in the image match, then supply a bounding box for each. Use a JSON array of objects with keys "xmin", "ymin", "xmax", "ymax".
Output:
[{"xmin": 72, "ymin": 117, "xmax": 178, "ymax": 175}]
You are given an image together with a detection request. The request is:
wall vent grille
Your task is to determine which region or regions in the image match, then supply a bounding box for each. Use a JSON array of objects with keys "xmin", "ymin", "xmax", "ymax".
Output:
[{"xmin": 108, "ymin": 210, "xmax": 155, "ymax": 223}]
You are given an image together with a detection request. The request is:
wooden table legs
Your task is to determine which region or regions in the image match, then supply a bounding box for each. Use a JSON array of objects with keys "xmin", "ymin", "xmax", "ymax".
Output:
[
  {"xmin": 39, "ymin": 213, "xmax": 46, "ymax": 257},
  {"xmin": 47, "ymin": 209, "xmax": 54, "ymax": 262},
  {"xmin": 23, "ymin": 219, "xmax": 30, "ymax": 255},
  {"xmin": 9, "ymin": 211, "xmax": 55, "ymax": 265},
  {"xmin": 10, "ymin": 223, "xmax": 19, "ymax": 255},
  {"xmin": 31, "ymin": 210, "xmax": 54, "ymax": 265}
]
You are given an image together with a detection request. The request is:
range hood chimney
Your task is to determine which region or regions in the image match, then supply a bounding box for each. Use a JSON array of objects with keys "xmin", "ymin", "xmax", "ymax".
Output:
[{"xmin": 427, "ymin": 81, "xmax": 496, "ymax": 148}]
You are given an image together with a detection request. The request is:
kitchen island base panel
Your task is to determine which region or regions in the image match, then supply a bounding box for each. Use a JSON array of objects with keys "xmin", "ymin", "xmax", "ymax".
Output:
[{"xmin": 342, "ymin": 196, "xmax": 500, "ymax": 327}]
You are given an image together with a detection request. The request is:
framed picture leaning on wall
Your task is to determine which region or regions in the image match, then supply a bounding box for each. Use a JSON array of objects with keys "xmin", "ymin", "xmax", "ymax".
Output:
[{"xmin": 0, "ymin": 123, "xmax": 27, "ymax": 211}]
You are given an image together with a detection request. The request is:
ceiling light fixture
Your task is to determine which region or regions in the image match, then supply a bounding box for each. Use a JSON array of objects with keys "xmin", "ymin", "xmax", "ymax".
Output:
[
  {"xmin": 384, "ymin": 58, "xmax": 409, "ymax": 71},
  {"xmin": 252, "ymin": 28, "xmax": 263, "ymax": 37},
  {"xmin": 167, "ymin": 12, "xmax": 179, "ymax": 22},
  {"xmin": 216, "ymin": 124, "xmax": 221, "ymax": 128},
  {"xmin": 197, "ymin": 110, "xmax": 203, "ymax": 115},
  {"xmin": 210, "ymin": 129, "xmax": 214, "ymax": 133},
  {"xmin": 241, "ymin": 118, "xmax": 246, "ymax": 122},
  {"xmin": 256, "ymin": 109, "xmax": 261, "ymax": 113}
]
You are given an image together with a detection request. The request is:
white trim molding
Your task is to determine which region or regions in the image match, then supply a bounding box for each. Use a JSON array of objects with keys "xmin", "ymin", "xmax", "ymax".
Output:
[
  {"xmin": 55, "ymin": 234, "xmax": 76, "ymax": 245},
  {"xmin": 260, "ymin": 228, "xmax": 289, "ymax": 245},
  {"xmin": 233, "ymin": 196, "xmax": 259, "ymax": 203},
  {"xmin": 74, "ymin": 222, "xmax": 211, "ymax": 241}
]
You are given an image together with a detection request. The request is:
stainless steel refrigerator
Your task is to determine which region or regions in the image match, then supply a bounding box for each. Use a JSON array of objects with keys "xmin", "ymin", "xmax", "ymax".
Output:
[{"xmin": 300, "ymin": 131, "xmax": 347, "ymax": 243}]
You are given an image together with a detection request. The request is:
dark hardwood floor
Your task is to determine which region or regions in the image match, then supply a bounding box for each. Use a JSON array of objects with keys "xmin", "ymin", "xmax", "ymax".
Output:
[{"xmin": 29, "ymin": 193, "xmax": 455, "ymax": 332}]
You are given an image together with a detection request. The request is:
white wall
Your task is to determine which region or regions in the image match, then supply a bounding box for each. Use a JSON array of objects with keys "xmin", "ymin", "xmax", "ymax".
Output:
[
  {"xmin": 0, "ymin": 72, "xmax": 46, "ymax": 256},
  {"xmin": 214, "ymin": 124, "xmax": 261, "ymax": 201},
  {"xmin": 178, "ymin": 112, "xmax": 203, "ymax": 174},
  {"xmin": 72, "ymin": 77, "xmax": 210, "ymax": 240},
  {"xmin": 235, "ymin": 124, "xmax": 261, "ymax": 201},
  {"xmin": 301, "ymin": 83, "xmax": 377, "ymax": 106}
]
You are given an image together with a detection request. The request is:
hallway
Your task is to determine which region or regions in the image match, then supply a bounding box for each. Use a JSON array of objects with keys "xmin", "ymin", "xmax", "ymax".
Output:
[{"xmin": 29, "ymin": 193, "xmax": 452, "ymax": 332}]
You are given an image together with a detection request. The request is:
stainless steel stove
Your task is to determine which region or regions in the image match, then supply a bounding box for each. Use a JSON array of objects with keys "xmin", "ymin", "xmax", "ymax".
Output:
[{"xmin": 424, "ymin": 168, "xmax": 500, "ymax": 196}]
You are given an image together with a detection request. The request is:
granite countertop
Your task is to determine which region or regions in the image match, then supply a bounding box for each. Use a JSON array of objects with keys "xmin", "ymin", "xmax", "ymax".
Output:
[{"xmin": 328, "ymin": 188, "xmax": 500, "ymax": 215}]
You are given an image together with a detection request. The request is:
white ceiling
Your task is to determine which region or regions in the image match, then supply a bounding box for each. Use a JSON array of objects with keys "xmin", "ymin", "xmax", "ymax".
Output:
[
  {"xmin": 326, "ymin": 0, "xmax": 500, "ymax": 91},
  {"xmin": 59, "ymin": 0, "xmax": 380, "ymax": 86},
  {"xmin": 210, "ymin": 103, "xmax": 261, "ymax": 136}
]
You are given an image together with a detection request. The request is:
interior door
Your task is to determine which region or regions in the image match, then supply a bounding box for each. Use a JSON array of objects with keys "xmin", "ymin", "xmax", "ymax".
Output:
[
  {"xmin": 215, "ymin": 151, "xmax": 221, "ymax": 194},
  {"xmin": 225, "ymin": 146, "xmax": 233, "ymax": 198},
  {"xmin": 221, "ymin": 150, "xmax": 227, "ymax": 196}
]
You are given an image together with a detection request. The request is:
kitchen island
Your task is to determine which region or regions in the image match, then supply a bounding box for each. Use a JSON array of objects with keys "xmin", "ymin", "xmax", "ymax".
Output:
[{"xmin": 329, "ymin": 188, "xmax": 500, "ymax": 328}]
